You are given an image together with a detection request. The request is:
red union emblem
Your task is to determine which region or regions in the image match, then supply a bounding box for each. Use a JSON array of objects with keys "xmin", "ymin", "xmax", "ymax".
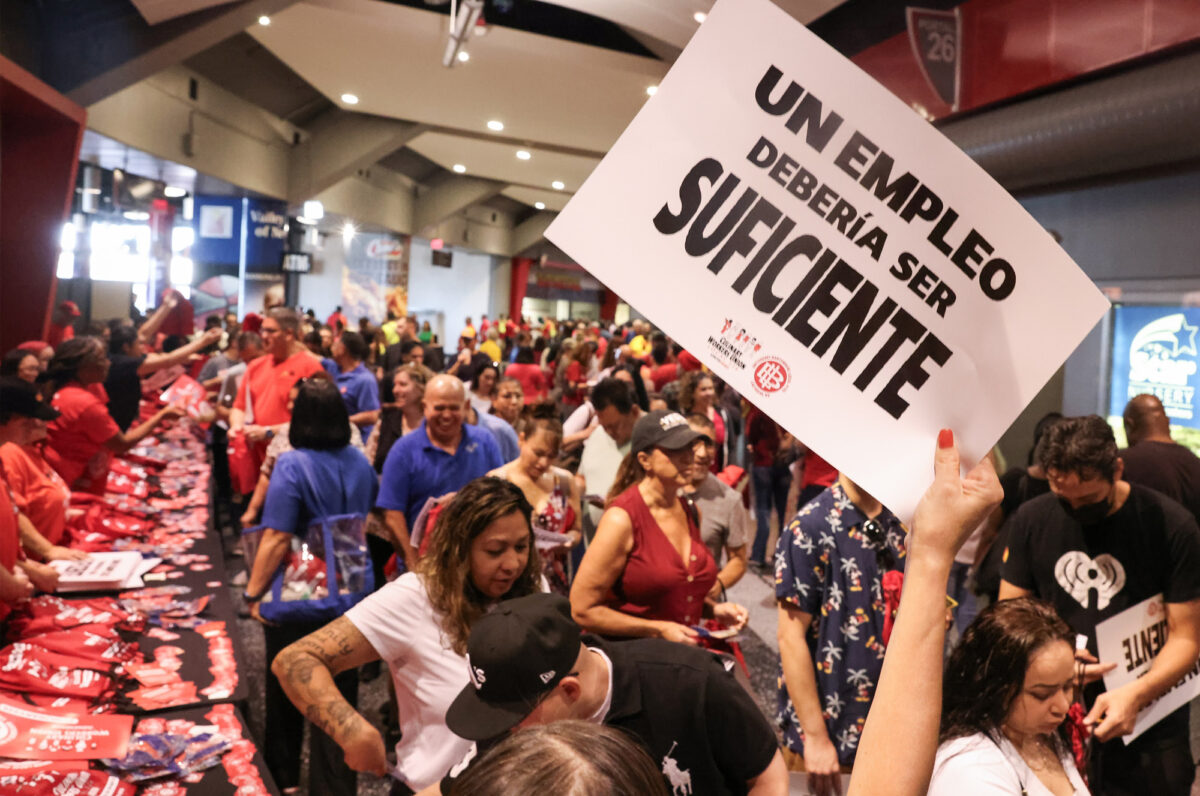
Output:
[{"xmin": 752, "ymin": 357, "xmax": 790, "ymax": 395}]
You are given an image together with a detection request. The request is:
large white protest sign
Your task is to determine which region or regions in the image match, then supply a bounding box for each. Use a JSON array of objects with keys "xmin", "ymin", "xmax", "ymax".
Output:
[
  {"xmin": 545, "ymin": 0, "xmax": 1109, "ymax": 518},
  {"xmin": 1095, "ymin": 593, "xmax": 1200, "ymax": 744}
]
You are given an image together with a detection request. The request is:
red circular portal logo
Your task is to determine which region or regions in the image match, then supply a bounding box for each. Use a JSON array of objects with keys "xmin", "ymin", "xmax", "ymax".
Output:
[{"xmin": 752, "ymin": 357, "xmax": 790, "ymax": 395}]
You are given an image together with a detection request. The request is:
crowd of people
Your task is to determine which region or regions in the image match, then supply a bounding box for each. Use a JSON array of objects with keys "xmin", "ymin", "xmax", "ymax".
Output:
[{"xmin": 2, "ymin": 291, "xmax": 1200, "ymax": 796}]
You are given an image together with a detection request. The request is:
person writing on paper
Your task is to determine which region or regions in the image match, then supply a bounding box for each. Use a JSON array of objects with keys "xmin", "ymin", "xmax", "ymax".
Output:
[
  {"xmin": 929, "ymin": 598, "xmax": 1098, "ymax": 795},
  {"xmin": 1000, "ymin": 415, "xmax": 1200, "ymax": 795},
  {"xmin": 570, "ymin": 410, "xmax": 747, "ymax": 644},
  {"xmin": 244, "ymin": 378, "xmax": 377, "ymax": 796},
  {"xmin": 270, "ymin": 478, "xmax": 541, "ymax": 794}
]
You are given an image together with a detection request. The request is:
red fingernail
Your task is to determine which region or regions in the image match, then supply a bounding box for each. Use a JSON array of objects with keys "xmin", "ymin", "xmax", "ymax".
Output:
[{"xmin": 938, "ymin": 428, "xmax": 953, "ymax": 449}]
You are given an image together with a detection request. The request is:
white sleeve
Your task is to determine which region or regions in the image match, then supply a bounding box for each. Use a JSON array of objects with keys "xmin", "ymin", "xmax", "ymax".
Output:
[
  {"xmin": 562, "ymin": 402, "xmax": 594, "ymax": 436},
  {"xmin": 345, "ymin": 573, "xmax": 424, "ymax": 665},
  {"xmin": 927, "ymin": 741, "xmax": 1024, "ymax": 796}
]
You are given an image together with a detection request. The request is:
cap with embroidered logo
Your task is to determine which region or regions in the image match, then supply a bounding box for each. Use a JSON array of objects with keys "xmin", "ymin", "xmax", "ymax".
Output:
[
  {"xmin": 631, "ymin": 409, "xmax": 706, "ymax": 455},
  {"xmin": 446, "ymin": 593, "xmax": 582, "ymax": 741}
]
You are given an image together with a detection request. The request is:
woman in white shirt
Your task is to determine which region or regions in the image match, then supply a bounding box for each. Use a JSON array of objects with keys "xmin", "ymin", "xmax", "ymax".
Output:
[
  {"xmin": 929, "ymin": 598, "xmax": 1092, "ymax": 796},
  {"xmin": 269, "ymin": 477, "xmax": 541, "ymax": 794}
]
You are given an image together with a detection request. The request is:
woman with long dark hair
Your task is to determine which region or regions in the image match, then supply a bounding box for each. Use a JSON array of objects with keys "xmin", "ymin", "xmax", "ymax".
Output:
[
  {"xmin": 270, "ymin": 477, "xmax": 541, "ymax": 794},
  {"xmin": 42, "ymin": 337, "xmax": 183, "ymax": 493},
  {"xmin": 929, "ymin": 598, "xmax": 1093, "ymax": 795},
  {"xmin": 679, "ymin": 371, "xmax": 726, "ymax": 472}
]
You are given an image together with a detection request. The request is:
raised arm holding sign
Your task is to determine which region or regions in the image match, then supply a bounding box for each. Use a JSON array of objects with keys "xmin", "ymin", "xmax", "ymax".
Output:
[{"xmin": 546, "ymin": 0, "xmax": 1108, "ymax": 520}]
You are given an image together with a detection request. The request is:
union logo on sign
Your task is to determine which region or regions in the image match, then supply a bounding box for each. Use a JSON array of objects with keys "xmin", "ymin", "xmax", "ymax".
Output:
[{"xmin": 752, "ymin": 357, "xmax": 790, "ymax": 395}]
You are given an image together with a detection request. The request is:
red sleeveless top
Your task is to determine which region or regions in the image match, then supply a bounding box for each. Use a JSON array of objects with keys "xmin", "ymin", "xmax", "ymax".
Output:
[{"xmin": 606, "ymin": 485, "xmax": 718, "ymax": 627}]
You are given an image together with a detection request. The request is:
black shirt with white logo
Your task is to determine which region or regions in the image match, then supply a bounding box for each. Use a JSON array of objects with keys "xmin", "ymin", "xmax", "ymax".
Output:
[
  {"xmin": 442, "ymin": 636, "xmax": 779, "ymax": 795},
  {"xmin": 1002, "ymin": 485, "xmax": 1200, "ymax": 742}
]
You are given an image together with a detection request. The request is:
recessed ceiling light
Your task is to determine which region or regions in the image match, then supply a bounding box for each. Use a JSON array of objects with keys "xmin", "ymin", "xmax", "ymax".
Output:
[
  {"xmin": 453, "ymin": 164, "xmax": 467, "ymax": 174},
  {"xmin": 163, "ymin": 186, "xmax": 187, "ymax": 198},
  {"xmin": 551, "ymin": 180, "xmax": 565, "ymax": 190},
  {"xmin": 341, "ymin": 93, "xmax": 359, "ymax": 105},
  {"xmin": 342, "ymin": 222, "xmax": 357, "ymax": 242},
  {"xmin": 487, "ymin": 120, "xmax": 504, "ymax": 131},
  {"xmin": 535, "ymin": 202, "xmax": 546, "ymax": 210},
  {"xmin": 646, "ymin": 85, "xmax": 658, "ymax": 96},
  {"xmin": 457, "ymin": 51, "xmax": 470, "ymax": 63},
  {"xmin": 258, "ymin": 15, "xmax": 270, "ymax": 26},
  {"xmin": 123, "ymin": 211, "xmax": 150, "ymax": 222},
  {"xmin": 693, "ymin": 11, "xmax": 707, "ymax": 22},
  {"xmin": 516, "ymin": 150, "xmax": 531, "ymax": 161}
]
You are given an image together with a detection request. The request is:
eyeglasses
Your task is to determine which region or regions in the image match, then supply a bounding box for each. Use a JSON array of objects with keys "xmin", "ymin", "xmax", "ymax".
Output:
[{"xmin": 862, "ymin": 519, "xmax": 896, "ymax": 572}]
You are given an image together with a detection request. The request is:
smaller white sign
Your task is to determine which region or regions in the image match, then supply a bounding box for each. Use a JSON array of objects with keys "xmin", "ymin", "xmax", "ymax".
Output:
[
  {"xmin": 198, "ymin": 205, "xmax": 234, "ymax": 239},
  {"xmin": 1095, "ymin": 593, "xmax": 1200, "ymax": 744}
]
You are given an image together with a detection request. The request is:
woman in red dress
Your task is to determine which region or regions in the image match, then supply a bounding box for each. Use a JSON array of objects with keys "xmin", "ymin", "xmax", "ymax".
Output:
[{"xmin": 570, "ymin": 410, "xmax": 747, "ymax": 645}]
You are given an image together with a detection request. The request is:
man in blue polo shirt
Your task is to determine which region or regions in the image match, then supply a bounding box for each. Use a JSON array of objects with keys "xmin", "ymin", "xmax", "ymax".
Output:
[
  {"xmin": 378, "ymin": 374, "xmax": 502, "ymax": 567},
  {"xmin": 324, "ymin": 332, "xmax": 381, "ymax": 440}
]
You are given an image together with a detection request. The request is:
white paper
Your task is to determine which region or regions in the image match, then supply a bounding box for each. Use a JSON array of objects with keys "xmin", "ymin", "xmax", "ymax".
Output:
[
  {"xmin": 50, "ymin": 552, "xmax": 146, "ymax": 592},
  {"xmin": 1095, "ymin": 593, "xmax": 1200, "ymax": 743},
  {"xmin": 545, "ymin": 0, "xmax": 1109, "ymax": 519}
]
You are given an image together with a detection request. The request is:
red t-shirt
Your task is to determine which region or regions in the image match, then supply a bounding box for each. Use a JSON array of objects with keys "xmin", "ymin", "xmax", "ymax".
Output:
[
  {"xmin": 564, "ymin": 361, "xmax": 586, "ymax": 406},
  {"xmin": 506, "ymin": 363, "xmax": 548, "ymax": 404},
  {"xmin": 677, "ymin": 351, "xmax": 703, "ymax": 372},
  {"xmin": 606, "ymin": 486, "xmax": 717, "ymax": 627},
  {"xmin": 0, "ymin": 479, "xmax": 21, "ymax": 622},
  {"xmin": 233, "ymin": 351, "xmax": 323, "ymax": 427},
  {"xmin": 46, "ymin": 324, "xmax": 74, "ymax": 349},
  {"xmin": 45, "ymin": 383, "xmax": 120, "ymax": 494},
  {"xmin": 801, "ymin": 450, "xmax": 838, "ymax": 488},
  {"xmin": 0, "ymin": 444, "xmax": 70, "ymax": 545},
  {"xmin": 650, "ymin": 363, "xmax": 679, "ymax": 392}
]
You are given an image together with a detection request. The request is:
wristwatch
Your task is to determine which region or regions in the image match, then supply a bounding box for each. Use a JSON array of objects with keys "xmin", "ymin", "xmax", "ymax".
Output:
[{"xmin": 243, "ymin": 590, "xmax": 266, "ymax": 604}]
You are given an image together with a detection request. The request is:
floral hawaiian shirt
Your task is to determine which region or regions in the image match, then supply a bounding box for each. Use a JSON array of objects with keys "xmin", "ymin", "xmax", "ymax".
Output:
[{"xmin": 774, "ymin": 482, "xmax": 907, "ymax": 766}]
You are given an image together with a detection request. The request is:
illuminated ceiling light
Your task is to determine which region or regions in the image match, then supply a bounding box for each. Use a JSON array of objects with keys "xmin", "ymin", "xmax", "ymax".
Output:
[
  {"xmin": 342, "ymin": 221, "xmax": 357, "ymax": 243},
  {"xmin": 535, "ymin": 202, "xmax": 546, "ymax": 210},
  {"xmin": 516, "ymin": 150, "xmax": 531, "ymax": 160},
  {"xmin": 258, "ymin": 15, "xmax": 271, "ymax": 25},
  {"xmin": 123, "ymin": 211, "xmax": 150, "ymax": 221},
  {"xmin": 693, "ymin": 11, "xmax": 707, "ymax": 22},
  {"xmin": 341, "ymin": 93, "xmax": 359, "ymax": 105},
  {"xmin": 163, "ymin": 186, "xmax": 187, "ymax": 198},
  {"xmin": 487, "ymin": 120, "xmax": 504, "ymax": 131},
  {"xmin": 303, "ymin": 200, "xmax": 324, "ymax": 221},
  {"xmin": 453, "ymin": 164, "xmax": 467, "ymax": 173},
  {"xmin": 457, "ymin": 50, "xmax": 470, "ymax": 63},
  {"xmin": 646, "ymin": 85, "xmax": 658, "ymax": 96},
  {"xmin": 551, "ymin": 180, "xmax": 565, "ymax": 190}
]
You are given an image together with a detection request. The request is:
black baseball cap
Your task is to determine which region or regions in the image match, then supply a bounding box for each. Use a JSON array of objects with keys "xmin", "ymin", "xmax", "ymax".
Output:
[
  {"xmin": 0, "ymin": 378, "xmax": 59, "ymax": 421},
  {"xmin": 631, "ymin": 409, "xmax": 705, "ymax": 455},
  {"xmin": 446, "ymin": 593, "xmax": 583, "ymax": 741}
]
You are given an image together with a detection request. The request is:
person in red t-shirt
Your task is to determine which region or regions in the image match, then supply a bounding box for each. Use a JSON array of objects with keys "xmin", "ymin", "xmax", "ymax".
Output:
[
  {"xmin": 46, "ymin": 301, "xmax": 80, "ymax": 349},
  {"xmin": 43, "ymin": 339, "xmax": 184, "ymax": 494},
  {"xmin": 326, "ymin": 306, "xmax": 349, "ymax": 335},
  {"xmin": 230, "ymin": 307, "xmax": 324, "ymax": 470}
]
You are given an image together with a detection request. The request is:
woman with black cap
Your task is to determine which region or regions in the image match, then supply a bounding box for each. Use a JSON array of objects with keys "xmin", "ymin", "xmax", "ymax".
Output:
[{"xmin": 570, "ymin": 409, "xmax": 748, "ymax": 644}]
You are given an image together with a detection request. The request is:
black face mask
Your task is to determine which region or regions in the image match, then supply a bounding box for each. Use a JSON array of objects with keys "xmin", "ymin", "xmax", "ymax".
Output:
[{"xmin": 1059, "ymin": 491, "xmax": 1112, "ymax": 526}]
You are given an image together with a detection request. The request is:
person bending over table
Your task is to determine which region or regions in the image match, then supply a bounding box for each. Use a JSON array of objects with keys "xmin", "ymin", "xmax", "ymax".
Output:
[{"xmin": 269, "ymin": 477, "xmax": 541, "ymax": 795}]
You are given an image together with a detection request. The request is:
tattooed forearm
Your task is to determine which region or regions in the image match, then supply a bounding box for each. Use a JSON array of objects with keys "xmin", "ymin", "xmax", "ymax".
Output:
[{"xmin": 305, "ymin": 698, "xmax": 364, "ymax": 743}]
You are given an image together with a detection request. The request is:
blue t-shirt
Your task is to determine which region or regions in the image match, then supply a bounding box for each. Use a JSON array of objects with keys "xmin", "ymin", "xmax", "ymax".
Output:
[
  {"xmin": 376, "ymin": 420, "xmax": 503, "ymax": 528},
  {"xmin": 261, "ymin": 446, "xmax": 378, "ymax": 534},
  {"xmin": 327, "ymin": 361, "xmax": 381, "ymax": 440},
  {"xmin": 774, "ymin": 482, "xmax": 907, "ymax": 766},
  {"xmin": 475, "ymin": 411, "xmax": 520, "ymax": 463}
]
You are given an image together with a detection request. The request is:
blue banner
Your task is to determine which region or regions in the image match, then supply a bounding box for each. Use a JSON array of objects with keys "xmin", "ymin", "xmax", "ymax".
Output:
[
  {"xmin": 192, "ymin": 196, "xmax": 242, "ymax": 266},
  {"xmin": 1110, "ymin": 306, "xmax": 1200, "ymax": 428},
  {"xmin": 191, "ymin": 197, "xmax": 287, "ymax": 272}
]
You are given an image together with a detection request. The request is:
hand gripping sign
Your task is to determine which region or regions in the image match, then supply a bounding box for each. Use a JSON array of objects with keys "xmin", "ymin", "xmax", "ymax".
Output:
[{"xmin": 546, "ymin": 0, "xmax": 1109, "ymax": 518}]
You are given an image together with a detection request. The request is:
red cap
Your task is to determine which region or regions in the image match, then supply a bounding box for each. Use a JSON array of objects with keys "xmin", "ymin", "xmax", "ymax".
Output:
[{"xmin": 59, "ymin": 301, "xmax": 81, "ymax": 317}]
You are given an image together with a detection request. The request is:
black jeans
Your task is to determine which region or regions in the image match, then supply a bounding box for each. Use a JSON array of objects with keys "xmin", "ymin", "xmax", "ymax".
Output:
[
  {"xmin": 1090, "ymin": 718, "xmax": 1194, "ymax": 796},
  {"xmin": 263, "ymin": 619, "xmax": 359, "ymax": 796}
]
